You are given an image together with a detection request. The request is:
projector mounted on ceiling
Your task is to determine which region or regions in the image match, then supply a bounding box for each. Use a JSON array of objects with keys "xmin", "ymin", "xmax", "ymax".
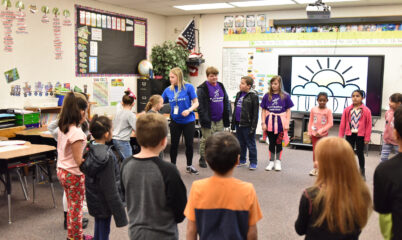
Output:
[{"xmin": 306, "ymin": 0, "xmax": 331, "ymax": 19}]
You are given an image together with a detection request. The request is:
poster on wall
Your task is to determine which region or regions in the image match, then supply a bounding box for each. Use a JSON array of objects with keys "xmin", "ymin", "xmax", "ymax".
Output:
[
  {"xmin": 93, "ymin": 78, "xmax": 108, "ymax": 106},
  {"xmin": 290, "ymin": 56, "xmax": 368, "ymax": 114},
  {"xmin": 4, "ymin": 68, "xmax": 20, "ymax": 83},
  {"xmin": 235, "ymin": 15, "xmax": 244, "ymax": 27},
  {"xmin": 110, "ymin": 78, "xmax": 125, "ymax": 106},
  {"xmin": 224, "ymin": 16, "xmax": 234, "ymax": 28}
]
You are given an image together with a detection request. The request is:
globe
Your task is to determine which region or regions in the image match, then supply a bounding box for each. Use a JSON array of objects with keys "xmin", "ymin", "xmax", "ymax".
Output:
[{"xmin": 138, "ymin": 60, "xmax": 153, "ymax": 76}]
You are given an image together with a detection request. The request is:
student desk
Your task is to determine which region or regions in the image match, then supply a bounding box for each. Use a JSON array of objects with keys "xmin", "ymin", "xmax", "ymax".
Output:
[
  {"xmin": 0, "ymin": 142, "xmax": 56, "ymax": 224},
  {"xmin": 15, "ymin": 127, "xmax": 56, "ymax": 146}
]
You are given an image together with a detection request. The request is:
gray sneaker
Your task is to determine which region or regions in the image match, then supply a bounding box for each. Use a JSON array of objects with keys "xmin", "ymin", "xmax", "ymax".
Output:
[{"xmin": 186, "ymin": 165, "xmax": 199, "ymax": 175}]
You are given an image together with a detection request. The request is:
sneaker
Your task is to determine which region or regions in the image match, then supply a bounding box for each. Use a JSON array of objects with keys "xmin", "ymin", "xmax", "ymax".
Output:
[
  {"xmin": 186, "ymin": 166, "xmax": 199, "ymax": 175},
  {"xmin": 274, "ymin": 160, "xmax": 282, "ymax": 171},
  {"xmin": 83, "ymin": 235, "xmax": 94, "ymax": 240},
  {"xmin": 265, "ymin": 161, "xmax": 274, "ymax": 171},
  {"xmin": 199, "ymin": 157, "xmax": 207, "ymax": 168},
  {"xmin": 249, "ymin": 163, "xmax": 257, "ymax": 170},
  {"xmin": 237, "ymin": 161, "xmax": 247, "ymax": 167},
  {"xmin": 82, "ymin": 218, "xmax": 89, "ymax": 229},
  {"xmin": 309, "ymin": 168, "xmax": 318, "ymax": 176}
]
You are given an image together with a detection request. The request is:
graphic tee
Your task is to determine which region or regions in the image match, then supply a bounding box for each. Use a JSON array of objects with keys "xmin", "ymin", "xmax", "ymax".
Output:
[
  {"xmin": 206, "ymin": 82, "xmax": 224, "ymax": 122},
  {"xmin": 235, "ymin": 92, "xmax": 247, "ymax": 122},
  {"xmin": 162, "ymin": 83, "xmax": 197, "ymax": 124},
  {"xmin": 260, "ymin": 93, "xmax": 294, "ymax": 132}
]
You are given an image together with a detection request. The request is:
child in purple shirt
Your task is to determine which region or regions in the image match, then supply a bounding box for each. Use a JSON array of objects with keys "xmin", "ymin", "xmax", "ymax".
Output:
[{"xmin": 261, "ymin": 76, "xmax": 293, "ymax": 172}]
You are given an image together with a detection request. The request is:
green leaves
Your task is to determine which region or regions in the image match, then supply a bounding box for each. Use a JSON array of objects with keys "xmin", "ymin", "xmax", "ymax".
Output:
[{"xmin": 151, "ymin": 41, "xmax": 190, "ymax": 81}]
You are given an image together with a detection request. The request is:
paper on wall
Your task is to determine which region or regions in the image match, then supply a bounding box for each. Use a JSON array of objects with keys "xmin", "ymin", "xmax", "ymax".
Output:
[
  {"xmin": 89, "ymin": 56, "xmax": 97, "ymax": 72},
  {"xmin": 110, "ymin": 79, "xmax": 125, "ymax": 106},
  {"xmin": 91, "ymin": 28, "xmax": 102, "ymax": 41},
  {"xmin": 96, "ymin": 14, "xmax": 102, "ymax": 27},
  {"xmin": 90, "ymin": 41, "xmax": 97, "ymax": 56},
  {"xmin": 91, "ymin": 13, "xmax": 97, "ymax": 27},
  {"xmin": 93, "ymin": 78, "xmax": 108, "ymax": 106},
  {"xmin": 101, "ymin": 15, "xmax": 106, "ymax": 28},
  {"xmin": 80, "ymin": 11, "xmax": 85, "ymax": 25}
]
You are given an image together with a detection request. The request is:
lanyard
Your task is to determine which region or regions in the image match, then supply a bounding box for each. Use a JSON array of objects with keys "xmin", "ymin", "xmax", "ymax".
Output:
[{"xmin": 173, "ymin": 87, "xmax": 180, "ymax": 105}]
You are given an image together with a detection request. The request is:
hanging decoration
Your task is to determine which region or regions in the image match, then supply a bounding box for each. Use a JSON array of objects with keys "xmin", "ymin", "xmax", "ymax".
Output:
[
  {"xmin": 29, "ymin": 4, "xmax": 36, "ymax": 14},
  {"xmin": 52, "ymin": 7, "xmax": 62, "ymax": 60},
  {"xmin": 62, "ymin": 9, "xmax": 71, "ymax": 26},
  {"xmin": 41, "ymin": 6, "xmax": 49, "ymax": 23},
  {"xmin": 1, "ymin": 0, "xmax": 15, "ymax": 52},
  {"xmin": 15, "ymin": 1, "xmax": 27, "ymax": 34}
]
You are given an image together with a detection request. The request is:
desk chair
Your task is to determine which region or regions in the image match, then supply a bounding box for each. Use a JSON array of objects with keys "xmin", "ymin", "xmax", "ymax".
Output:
[
  {"xmin": 29, "ymin": 159, "xmax": 56, "ymax": 207},
  {"xmin": 1, "ymin": 163, "xmax": 29, "ymax": 200}
]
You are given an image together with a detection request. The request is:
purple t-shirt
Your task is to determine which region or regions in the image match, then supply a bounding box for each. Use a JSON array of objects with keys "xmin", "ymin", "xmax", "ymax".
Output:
[
  {"xmin": 206, "ymin": 82, "xmax": 224, "ymax": 122},
  {"xmin": 235, "ymin": 92, "xmax": 247, "ymax": 122},
  {"xmin": 260, "ymin": 93, "xmax": 294, "ymax": 132}
]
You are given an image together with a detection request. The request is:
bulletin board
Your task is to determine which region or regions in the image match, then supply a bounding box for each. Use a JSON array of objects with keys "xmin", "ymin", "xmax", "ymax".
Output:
[{"xmin": 75, "ymin": 5, "xmax": 147, "ymax": 76}]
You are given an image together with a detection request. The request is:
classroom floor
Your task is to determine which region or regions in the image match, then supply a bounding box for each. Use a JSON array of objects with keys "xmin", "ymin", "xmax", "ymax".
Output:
[{"xmin": 0, "ymin": 139, "xmax": 384, "ymax": 239}]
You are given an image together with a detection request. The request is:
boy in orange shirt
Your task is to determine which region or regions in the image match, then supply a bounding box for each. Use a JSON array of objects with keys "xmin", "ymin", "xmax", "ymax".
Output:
[{"xmin": 185, "ymin": 132, "xmax": 263, "ymax": 240}]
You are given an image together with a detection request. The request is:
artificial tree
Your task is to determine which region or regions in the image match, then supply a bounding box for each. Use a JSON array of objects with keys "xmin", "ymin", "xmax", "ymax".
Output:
[{"xmin": 151, "ymin": 41, "xmax": 190, "ymax": 81}]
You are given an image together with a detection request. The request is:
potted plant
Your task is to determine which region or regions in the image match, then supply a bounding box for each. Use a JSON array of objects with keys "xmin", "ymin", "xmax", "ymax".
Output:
[{"xmin": 151, "ymin": 41, "xmax": 190, "ymax": 81}]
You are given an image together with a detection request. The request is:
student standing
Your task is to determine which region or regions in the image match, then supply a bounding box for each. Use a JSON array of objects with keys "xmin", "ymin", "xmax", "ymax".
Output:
[
  {"xmin": 162, "ymin": 67, "xmax": 199, "ymax": 174},
  {"xmin": 339, "ymin": 90, "xmax": 372, "ymax": 179},
  {"xmin": 197, "ymin": 66, "xmax": 231, "ymax": 168},
  {"xmin": 295, "ymin": 137, "xmax": 372, "ymax": 239},
  {"xmin": 374, "ymin": 105, "xmax": 402, "ymax": 240},
  {"xmin": 231, "ymin": 76, "xmax": 259, "ymax": 170},
  {"xmin": 307, "ymin": 92, "xmax": 333, "ymax": 176},
  {"xmin": 185, "ymin": 132, "xmax": 263, "ymax": 240},
  {"xmin": 260, "ymin": 76, "xmax": 293, "ymax": 171},
  {"xmin": 144, "ymin": 94, "xmax": 165, "ymax": 159},
  {"xmin": 112, "ymin": 90, "xmax": 136, "ymax": 160},
  {"xmin": 56, "ymin": 92, "xmax": 92, "ymax": 240},
  {"xmin": 380, "ymin": 93, "xmax": 402, "ymax": 162},
  {"xmin": 48, "ymin": 92, "xmax": 90, "ymax": 230},
  {"xmin": 80, "ymin": 115, "xmax": 128, "ymax": 240},
  {"xmin": 121, "ymin": 113, "xmax": 187, "ymax": 240},
  {"xmin": 144, "ymin": 94, "xmax": 164, "ymax": 113}
]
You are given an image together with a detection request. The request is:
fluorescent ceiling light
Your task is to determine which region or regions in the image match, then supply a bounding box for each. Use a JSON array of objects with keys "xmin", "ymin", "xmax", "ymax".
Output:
[
  {"xmin": 294, "ymin": 0, "xmax": 359, "ymax": 3},
  {"xmin": 230, "ymin": 0, "xmax": 295, "ymax": 7},
  {"xmin": 174, "ymin": 3, "xmax": 234, "ymax": 11}
]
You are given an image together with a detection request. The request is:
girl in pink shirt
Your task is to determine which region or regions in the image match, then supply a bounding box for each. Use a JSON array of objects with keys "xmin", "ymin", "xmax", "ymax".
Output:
[
  {"xmin": 308, "ymin": 92, "xmax": 333, "ymax": 176},
  {"xmin": 381, "ymin": 93, "xmax": 402, "ymax": 162},
  {"xmin": 339, "ymin": 90, "xmax": 372, "ymax": 180},
  {"xmin": 57, "ymin": 92, "xmax": 92, "ymax": 240}
]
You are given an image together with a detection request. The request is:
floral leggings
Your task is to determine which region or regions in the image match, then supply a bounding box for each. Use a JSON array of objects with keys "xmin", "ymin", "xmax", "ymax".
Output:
[{"xmin": 57, "ymin": 168, "xmax": 85, "ymax": 240}]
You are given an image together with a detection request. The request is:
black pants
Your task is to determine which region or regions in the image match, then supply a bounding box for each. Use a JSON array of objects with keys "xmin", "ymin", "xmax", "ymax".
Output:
[
  {"xmin": 169, "ymin": 120, "xmax": 195, "ymax": 166},
  {"xmin": 267, "ymin": 131, "xmax": 283, "ymax": 154},
  {"xmin": 346, "ymin": 133, "xmax": 365, "ymax": 169}
]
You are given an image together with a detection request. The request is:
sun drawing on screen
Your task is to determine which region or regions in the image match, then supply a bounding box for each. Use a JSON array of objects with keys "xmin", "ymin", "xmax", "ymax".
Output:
[
  {"xmin": 291, "ymin": 57, "xmax": 363, "ymax": 112},
  {"xmin": 298, "ymin": 58, "xmax": 359, "ymax": 87}
]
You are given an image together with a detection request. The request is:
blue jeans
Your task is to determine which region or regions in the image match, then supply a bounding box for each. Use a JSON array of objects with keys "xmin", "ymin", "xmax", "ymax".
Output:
[
  {"xmin": 113, "ymin": 139, "xmax": 132, "ymax": 160},
  {"xmin": 381, "ymin": 143, "xmax": 399, "ymax": 162},
  {"xmin": 235, "ymin": 125, "xmax": 257, "ymax": 164},
  {"xmin": 94, "ymin": 216, "xmax": 111, "ymax": 240}
]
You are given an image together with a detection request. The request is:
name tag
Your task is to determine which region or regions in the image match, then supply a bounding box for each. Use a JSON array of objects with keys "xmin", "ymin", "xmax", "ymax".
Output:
[{"xmin": 173, "ymin": 106, "xmax": 179, "ymax": 115}]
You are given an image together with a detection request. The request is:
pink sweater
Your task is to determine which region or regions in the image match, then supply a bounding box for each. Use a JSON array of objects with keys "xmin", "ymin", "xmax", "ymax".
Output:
[
  {"xmin": 339, "ymin": 104, "xmax": 372, "ymax": 142},
  {"xmin": 308, "ymin": 107, "xmax": 333, "ymax": 137},
  {"xmin": 383, "ymin": 109, "xmax": 397, "ymax": 145}
]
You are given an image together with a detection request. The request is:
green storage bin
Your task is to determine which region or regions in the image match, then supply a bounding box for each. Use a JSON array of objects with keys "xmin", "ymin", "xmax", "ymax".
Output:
[{"xmin": 15, "ymin": 112, "xmax": 40, "ymax": 126}]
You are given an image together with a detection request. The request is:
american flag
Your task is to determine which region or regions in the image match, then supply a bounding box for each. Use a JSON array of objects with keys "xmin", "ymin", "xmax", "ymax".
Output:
[{"xmin": 176, "ymin": 20, "xmax": 195, "ymax": 50}]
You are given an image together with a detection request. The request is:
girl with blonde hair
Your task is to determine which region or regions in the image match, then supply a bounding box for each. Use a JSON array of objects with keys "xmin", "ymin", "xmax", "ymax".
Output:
[
  {"xmin": 162, "ymin": 67, "xmax": 199, "ymax": 174},
  {"xmin": 295, "ymin": 137, "xmax": 372, "ymax": 239}
]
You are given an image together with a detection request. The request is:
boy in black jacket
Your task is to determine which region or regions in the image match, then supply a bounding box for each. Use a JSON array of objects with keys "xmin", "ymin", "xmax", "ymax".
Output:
[
  {"xmin": 374, "ymin": 105, "xmax": 402, "ymax": 240},
  {"xmin": 80, "ymin": 115, "xmax": 128, "ymax": 240},
  {"xmin": 121, "ymin": 113, "xmax": 187, "ymax": 240},
  {"xmin": 231, "ymin": 76, "xmax": 259, "ymax": 170}
]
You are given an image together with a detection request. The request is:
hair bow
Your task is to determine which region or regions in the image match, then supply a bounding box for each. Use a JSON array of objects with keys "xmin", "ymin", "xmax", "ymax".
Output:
[{"xmin": 127, "ymin": 88, "xmax": 136, "ymax": 100}]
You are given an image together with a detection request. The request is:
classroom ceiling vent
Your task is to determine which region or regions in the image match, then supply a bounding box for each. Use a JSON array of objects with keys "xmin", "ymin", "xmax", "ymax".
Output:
[{"xmin": 306, "ymin": 0, "xmax": 331, "ymax": 19}]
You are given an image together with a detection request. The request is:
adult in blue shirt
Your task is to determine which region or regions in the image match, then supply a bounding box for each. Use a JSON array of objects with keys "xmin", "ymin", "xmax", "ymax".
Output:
[{"xmin": 162, "ymin": 67, "xmax": 199, "ymax": 174}]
